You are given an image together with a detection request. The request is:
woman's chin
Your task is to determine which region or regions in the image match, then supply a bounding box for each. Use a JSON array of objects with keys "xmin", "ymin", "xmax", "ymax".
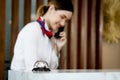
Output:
[{"xmin": 53, "ymin": 29, "xmax": 58, "ymax": 33}]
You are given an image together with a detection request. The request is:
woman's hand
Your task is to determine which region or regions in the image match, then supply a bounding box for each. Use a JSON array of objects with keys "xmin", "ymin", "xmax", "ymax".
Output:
[{"xmin": 55, "ymin": 32, "xmax": 67, "ymax": 52}]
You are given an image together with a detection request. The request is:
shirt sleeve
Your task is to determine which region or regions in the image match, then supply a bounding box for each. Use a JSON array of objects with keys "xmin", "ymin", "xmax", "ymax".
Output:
[
  {"xmin": 49, "ymin": 50, "xmax": 59, "ymax": 69},
  {"xmin": 21, "ymin": 22, "xmax": 41, "ymax": 70}
]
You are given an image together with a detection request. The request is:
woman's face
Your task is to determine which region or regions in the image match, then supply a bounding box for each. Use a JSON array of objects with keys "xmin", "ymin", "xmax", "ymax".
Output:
[{"xmin": 46, "ymin": 7, "xmax": 73, "ymax": 33}]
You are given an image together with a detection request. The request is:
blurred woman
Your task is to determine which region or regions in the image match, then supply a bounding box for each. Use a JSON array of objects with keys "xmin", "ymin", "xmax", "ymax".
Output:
[{"xmin": 11, "ymin": 0, "xmax": 73, "ymax": 71}]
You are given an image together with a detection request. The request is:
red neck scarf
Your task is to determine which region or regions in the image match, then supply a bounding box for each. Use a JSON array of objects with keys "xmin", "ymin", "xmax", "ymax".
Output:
[{"xmin": 37, "ymin": 17, "xmax": 53, "ymax": 39}]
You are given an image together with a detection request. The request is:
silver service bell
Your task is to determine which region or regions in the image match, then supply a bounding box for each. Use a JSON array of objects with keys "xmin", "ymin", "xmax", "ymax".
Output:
[{"xmin": 32, "ymin": 60, "xmax": 50, "ymax": 72}]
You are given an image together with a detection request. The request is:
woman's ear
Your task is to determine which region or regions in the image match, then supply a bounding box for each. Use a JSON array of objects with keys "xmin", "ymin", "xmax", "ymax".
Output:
[
  {"xmin": 44, "ymin": 5, "xmax": 55, "ymax": 17},
  {"xmin": 48, "ymin": 5, "xmax": 55, "ymax": 12}
]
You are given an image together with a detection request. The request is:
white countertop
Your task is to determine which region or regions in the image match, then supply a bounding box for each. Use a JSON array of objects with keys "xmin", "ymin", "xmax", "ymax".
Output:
[{"xmin": 8, "ymin": 70, "xmax": 120, "ymax": 80}]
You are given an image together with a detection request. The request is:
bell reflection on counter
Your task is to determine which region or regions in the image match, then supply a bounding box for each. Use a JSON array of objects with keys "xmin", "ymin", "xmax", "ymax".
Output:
[{"xmin": 32, "ymin": 60, "xmax": 50, "ymax": 72}]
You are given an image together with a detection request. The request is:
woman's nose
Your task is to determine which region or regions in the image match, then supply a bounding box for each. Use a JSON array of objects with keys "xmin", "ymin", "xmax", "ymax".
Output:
[{"xmin": 60, "ymin": 20, "xmax": 65, "ymax": 27}]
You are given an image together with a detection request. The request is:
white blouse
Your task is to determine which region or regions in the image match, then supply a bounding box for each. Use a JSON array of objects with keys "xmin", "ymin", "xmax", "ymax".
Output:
[{"xmin": 10, "ymin": 18, "xmax": 59, "ymax": 71}]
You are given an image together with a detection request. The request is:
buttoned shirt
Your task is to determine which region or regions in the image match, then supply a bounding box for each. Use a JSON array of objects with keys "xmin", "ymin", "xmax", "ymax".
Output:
[{"xmin": 10, "ymin": 17, "xmax": 59, "ymax": 71}]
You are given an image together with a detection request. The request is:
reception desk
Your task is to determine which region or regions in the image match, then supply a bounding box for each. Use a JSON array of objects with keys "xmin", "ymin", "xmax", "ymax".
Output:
[{"xmin": 8, "ymin": 70, "xmax": 120, "ymax": 80}]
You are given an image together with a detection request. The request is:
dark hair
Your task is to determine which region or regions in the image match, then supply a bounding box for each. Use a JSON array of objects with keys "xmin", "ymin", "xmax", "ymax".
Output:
[
  {"xmin": 36, "ymin": 0, "xmax": 73, "ymax": 19},
  {"xmin": 49, "ymin": 0, "xmax": 74, "ymax": 12}
]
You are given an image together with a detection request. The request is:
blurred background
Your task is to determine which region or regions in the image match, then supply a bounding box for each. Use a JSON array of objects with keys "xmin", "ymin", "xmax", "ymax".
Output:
[{"xmin": 0, "ymin": 0, "xmax": 120, "ymax": 80}]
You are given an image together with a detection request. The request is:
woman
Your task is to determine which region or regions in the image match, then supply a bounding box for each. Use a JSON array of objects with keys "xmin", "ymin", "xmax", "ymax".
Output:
[{"xmin": 11, "ymin": 0, "xmax": 73, "ymax": 71}]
